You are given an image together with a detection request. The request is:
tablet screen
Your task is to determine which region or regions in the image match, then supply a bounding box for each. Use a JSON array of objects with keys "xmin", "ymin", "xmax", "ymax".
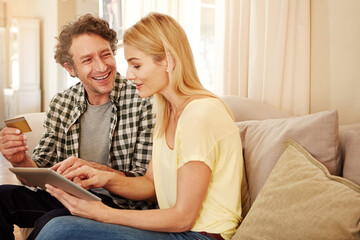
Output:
[{"xmin": 9, "ymin": 167, "xmax": 101, "ymax": 201}]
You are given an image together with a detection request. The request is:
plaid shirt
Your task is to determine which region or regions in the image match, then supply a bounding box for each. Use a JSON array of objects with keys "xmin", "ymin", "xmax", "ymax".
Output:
[{"xmin": 32, "ymin": 73, "xmax": 156, "ymax": 209}]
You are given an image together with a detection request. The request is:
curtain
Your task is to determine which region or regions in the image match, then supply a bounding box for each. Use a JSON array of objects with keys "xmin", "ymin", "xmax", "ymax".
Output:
[{"xmin": 223, "ymin": 0, "xmax": 310, "ymax": 116}]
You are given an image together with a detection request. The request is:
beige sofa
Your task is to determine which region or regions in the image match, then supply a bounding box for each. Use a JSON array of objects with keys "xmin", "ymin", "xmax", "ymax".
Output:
[
  {"xmin": 9, "ymin": 96, "xmax": 360, "ymax": 239},
  {"xmin": 222, "ymin": 96, "xmax": 360, "ymax": 240}
]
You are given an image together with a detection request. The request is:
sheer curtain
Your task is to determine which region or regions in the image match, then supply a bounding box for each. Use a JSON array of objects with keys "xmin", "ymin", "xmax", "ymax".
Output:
[{"xmin": 223, "ymin": 0, "xmax": 310, "ymax": 116}]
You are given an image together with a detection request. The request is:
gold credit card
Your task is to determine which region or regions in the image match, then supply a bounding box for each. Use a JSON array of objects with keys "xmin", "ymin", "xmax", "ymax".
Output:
[{"xmin": 4, "ymin": 117, "xmax": 32, "ymax": 133}]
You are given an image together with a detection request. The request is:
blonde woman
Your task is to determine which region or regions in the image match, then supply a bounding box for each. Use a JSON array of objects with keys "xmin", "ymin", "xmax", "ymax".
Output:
[{"xmin": 36, "ymin": 12, "xmax": 243, "ymax": 240}]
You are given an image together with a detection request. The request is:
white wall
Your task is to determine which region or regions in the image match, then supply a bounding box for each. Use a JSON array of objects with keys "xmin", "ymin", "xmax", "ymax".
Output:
[{"xmin": 311, "ymin": 0, "xmax": 360, "ymax": 125}]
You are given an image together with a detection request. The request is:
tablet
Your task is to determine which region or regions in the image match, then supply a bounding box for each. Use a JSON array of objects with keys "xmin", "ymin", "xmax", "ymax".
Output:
[{"xmin": 9, "ymin": 167, "xmax": 101, "ymax": 201}]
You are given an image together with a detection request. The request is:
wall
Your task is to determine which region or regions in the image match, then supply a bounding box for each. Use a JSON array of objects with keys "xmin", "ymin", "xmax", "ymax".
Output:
[
  {"xmin": 0, "ymin": 3, "xmax": 6, "ymax": 127},
  {"xmin": 311, "ymin": 0, "xmax": 360, "ymax": 125}
]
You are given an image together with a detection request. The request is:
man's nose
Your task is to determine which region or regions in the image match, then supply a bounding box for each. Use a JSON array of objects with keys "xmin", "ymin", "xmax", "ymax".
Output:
[{"xmin": 93, "ymin": 57, "xmax": 107, "ymax": 71}]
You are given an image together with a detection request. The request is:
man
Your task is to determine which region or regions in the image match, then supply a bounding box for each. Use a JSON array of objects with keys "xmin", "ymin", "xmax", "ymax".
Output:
[{"xmin": 0, "ymin": 14, "xmax": 155, "ymax": 240}]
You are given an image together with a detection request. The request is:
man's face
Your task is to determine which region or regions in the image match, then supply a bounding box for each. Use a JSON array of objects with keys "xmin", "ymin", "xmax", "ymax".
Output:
[{"xmin": 65, "ymin": 33, "xmax": 117, "ymax": 105}]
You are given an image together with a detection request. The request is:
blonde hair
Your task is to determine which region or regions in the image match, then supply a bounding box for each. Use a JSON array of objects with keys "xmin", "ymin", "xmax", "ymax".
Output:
[{"xmin": 123, "ymin": 12, "xmax": 232, "ymax": 137}]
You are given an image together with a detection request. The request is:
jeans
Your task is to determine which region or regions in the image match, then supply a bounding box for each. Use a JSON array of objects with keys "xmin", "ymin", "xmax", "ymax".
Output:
[
  {"xmin": 36, "ymin": 216, "xmax": 217, "ymax": 240},
  {"xmin": 0, "ymin": 184, "xmax": 119, "ymax": 240}
]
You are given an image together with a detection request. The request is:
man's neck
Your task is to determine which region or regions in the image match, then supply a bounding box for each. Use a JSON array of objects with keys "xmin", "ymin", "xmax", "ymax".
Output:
[{"xmin": 86, "ymin": 92, "xmax": 111, "ymax": 105}]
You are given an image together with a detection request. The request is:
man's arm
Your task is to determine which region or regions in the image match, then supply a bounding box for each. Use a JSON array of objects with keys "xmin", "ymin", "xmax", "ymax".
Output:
[
  {"xmin": 31, "ymin": 92, "xmax": 74, "ymax": 168},
  {"xmin": 126, "ymin": 97, "xmax": 154, "ymax": 177}
]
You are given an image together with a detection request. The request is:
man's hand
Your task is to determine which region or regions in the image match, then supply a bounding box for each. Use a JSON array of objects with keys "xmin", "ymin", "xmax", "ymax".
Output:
[
  {"xmin": 52, "ymin": 156, "xmax": 124, "ymax": 176},
  {"xmin": 63, "ymin": 165, "xmax": 114, "ymax": 190},
  {"xmin": 0, "ymin": 127, "xmax": 28, "ymax": 164},
  {"xmin": 51, "ymin": 156, "xmax": 97, "ymax": 176}
]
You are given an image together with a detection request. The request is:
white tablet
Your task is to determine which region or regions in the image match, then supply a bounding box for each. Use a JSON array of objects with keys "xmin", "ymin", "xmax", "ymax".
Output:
[{"xmin": 9, "ymin": 167, "xmax": 101, "ymax": 201}]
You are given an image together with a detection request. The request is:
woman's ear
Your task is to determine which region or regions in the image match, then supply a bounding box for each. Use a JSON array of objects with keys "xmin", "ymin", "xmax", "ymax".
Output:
[
  {"xmin": 165, "ymin": 52, "xmax": 176, "ymax": 72},
  {"xmin": 64, "ymin": 62, "xmax": 77, "ymax": 77}
]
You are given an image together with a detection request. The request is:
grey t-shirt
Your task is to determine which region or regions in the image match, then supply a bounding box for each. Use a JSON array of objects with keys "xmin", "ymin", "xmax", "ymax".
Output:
[
  {"xmin": 79, "ymin": 99, "xmax": 112, "ymax": 196},
  {"xmin": 79, "ymin": 100, "xmax": 112, "ymax": 165}
]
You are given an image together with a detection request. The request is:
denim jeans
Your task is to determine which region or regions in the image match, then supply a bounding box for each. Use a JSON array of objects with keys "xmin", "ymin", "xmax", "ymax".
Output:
[
  {"xmin": 0, "ymin": 184, "xmax": 119, "ymax": 240},
  {"xmin": 36, "ymin": 216, "xmax": 217, "ymax": 240}
]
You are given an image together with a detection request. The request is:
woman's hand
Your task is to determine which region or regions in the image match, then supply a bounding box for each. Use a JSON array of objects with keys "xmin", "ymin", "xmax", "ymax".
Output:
[{"xmin": 45, "ymin": 184, "xmax": 110, "ymax": 221}]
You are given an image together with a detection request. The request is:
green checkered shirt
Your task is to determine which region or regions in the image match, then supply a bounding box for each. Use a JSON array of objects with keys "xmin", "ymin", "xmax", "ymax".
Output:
[{"xmin": 32, "ymin": 73, "xmax": 156, "ymax": 209}]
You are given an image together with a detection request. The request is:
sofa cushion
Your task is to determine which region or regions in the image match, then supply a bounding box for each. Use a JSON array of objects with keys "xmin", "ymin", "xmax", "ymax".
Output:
[
  {"xmin": 343, "ymin": 129, "xmax": 360, "ymax": 186},
  {"xmin": 221, "ymin": 95, "xmax": 290, "ymax": 122},
  {"xmin": 338, "ymin": 123, "xmax": 360, "ymax": 160},
  {"xmin": 232, "ymin": 139, "xmax": 360, "ymax": 240},
  {"xmin": 236, "ymin": 109, "xmax": 340, "ymax": 207}
]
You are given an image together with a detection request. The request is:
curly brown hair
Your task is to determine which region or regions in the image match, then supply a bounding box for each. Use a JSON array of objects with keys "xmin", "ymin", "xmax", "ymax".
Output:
[{"xmin": 54, "ymin": 14, "xmax": 118, "ymax": 67}]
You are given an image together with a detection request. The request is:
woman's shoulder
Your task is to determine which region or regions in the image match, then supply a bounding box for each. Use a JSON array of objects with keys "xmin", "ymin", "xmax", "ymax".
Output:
[
  {"xmin": 182, "ymin": 97, "xmax": 231, "ymax": 124},
  {"xmin": 185, "ymin": 97, "xmax": 224, "ymax": 114},
  {"xmin": 179, "ymin": 96, "xmax": 238, "ymax": 140}
]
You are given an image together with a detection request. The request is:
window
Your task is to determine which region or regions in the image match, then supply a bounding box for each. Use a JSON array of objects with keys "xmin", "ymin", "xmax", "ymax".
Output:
[{"xmin": 100, "ymin": 0, "xmax": 124, "ymax": 44}]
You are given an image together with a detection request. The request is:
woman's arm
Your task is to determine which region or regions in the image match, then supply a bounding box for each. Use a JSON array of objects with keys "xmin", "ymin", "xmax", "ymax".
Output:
[
  {"xmin": 61, "ymin": 159, "xmax": 156, "ymax": 200},
  {"xmin": 46, "ymin": 160, "xmax": 211, "ymax": 232}
]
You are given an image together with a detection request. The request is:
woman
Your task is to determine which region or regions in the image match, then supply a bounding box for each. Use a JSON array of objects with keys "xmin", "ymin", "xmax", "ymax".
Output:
[{"xmin": 36, "ymin": 12, "xmax": 243, "ymax": 240}]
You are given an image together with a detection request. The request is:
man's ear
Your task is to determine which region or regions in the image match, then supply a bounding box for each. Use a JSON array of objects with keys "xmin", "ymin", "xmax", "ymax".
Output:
[{"xmin": 64, "ymin": 62, "xmax": 77, "ymax": 77}]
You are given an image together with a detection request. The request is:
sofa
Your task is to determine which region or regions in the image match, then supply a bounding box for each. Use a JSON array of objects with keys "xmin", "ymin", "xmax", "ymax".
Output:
[
  {"xmin": 222, "ymin": 96, "xmax": 360, "ymax": 240},
  {"xmin": 6, "ymin": 96, "xmax": 360, "ymax": 239}
]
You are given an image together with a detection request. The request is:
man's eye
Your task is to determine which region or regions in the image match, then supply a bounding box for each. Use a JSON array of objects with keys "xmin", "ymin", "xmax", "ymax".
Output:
[
  {"xmin": 103, "ymin": 53, "xmax": 112, "ymax": 58},
  {"xmin": 82, "ymin": 59, "xmax": 91, "ymax": 63}
]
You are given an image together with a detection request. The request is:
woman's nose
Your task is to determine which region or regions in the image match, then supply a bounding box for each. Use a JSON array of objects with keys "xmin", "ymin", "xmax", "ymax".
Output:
[{"xmin": 126, "ymin": 68, "xmax": 135, "ymax": 80}]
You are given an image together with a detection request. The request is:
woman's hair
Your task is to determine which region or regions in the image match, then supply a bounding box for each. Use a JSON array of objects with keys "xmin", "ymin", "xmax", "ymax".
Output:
[
  {"xmin": 54, "ymin": 14, "xmax": 118, "ymax": 67},
  {"xmin": 123, "ymin": 12, "xmax": 232, "ymax": 137}
]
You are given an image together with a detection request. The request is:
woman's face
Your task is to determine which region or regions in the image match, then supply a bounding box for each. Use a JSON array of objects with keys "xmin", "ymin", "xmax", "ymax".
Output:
[{"xmin": 124, "ymin": 44, "xmax": 169, "ymax": 98}]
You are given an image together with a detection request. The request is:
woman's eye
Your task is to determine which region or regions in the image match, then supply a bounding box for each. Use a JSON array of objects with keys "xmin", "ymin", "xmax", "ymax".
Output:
[{"xmin": 133, "ymin": 65, "xmax": 140, "ymax": 69}]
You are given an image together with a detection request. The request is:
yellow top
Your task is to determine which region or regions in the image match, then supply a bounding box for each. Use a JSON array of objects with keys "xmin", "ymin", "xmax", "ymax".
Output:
[{"xmin": 152, "ymin": 98, "xmax": 243, "ymax": 240}]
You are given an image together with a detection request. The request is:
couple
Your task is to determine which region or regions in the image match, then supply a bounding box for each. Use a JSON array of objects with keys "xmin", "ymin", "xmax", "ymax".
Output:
[{"xmin": 0, "ymin": 12, "xmax": 243, "ymax": 240}]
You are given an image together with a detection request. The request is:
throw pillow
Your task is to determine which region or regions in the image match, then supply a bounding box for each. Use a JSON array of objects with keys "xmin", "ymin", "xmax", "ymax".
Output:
[
  {"xmin": 236, "ymin": 109, "xmax": 340, "ymax": 206},
  {"xmin": 343, "ymin": 129, "xmax": 360, "ymax": 186},
  {"xmin": 232, "ymin": 139, "xmax": 360, "ymax": 240}
]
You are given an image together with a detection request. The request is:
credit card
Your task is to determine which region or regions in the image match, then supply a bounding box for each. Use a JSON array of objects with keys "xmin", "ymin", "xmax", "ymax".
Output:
[{"xmin": 4, "ymin": 116, "xmax": 32, "ymax": 133}]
